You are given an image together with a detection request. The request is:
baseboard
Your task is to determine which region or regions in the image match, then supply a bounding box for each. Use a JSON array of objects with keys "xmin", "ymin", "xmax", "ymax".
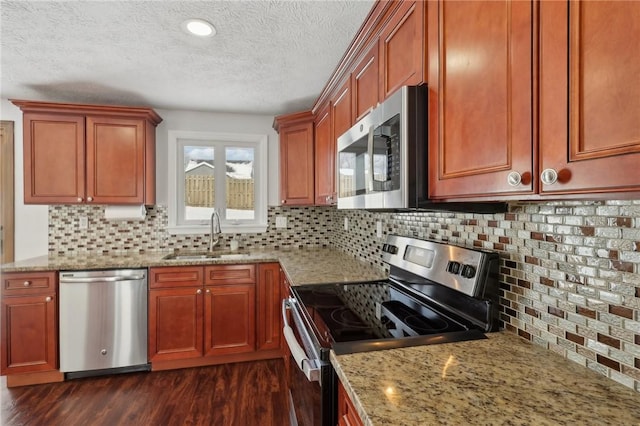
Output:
[
  {"xmin": 6, "ymin": 370, "xmax": 64, "ymax": 387},
  {"xmin": 151, "ymin": 349, "xmax": 283, "ymax": 371}
]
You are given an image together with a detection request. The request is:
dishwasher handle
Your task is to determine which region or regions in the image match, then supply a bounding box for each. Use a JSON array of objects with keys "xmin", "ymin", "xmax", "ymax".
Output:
[{"xmin": 60, "ymin": 274, "xmax": 146, "ymax": 283}]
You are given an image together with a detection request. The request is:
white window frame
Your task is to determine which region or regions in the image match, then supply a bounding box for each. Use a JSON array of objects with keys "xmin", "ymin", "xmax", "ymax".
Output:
[{"xmin": 167, "ymin": 130, "xmax": 268, "ymax": 234}]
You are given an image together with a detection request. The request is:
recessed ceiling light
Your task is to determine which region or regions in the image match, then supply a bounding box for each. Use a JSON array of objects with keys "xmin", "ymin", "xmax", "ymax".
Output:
[{"xmin": 182, "ymin": 19, "xmax": 216, "ymax": 37}]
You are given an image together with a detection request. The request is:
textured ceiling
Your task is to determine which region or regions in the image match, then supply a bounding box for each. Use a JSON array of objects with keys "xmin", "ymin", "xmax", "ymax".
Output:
[{"xmin": 1, "ymin": 0, "xmax": 374, "ymax": 115}]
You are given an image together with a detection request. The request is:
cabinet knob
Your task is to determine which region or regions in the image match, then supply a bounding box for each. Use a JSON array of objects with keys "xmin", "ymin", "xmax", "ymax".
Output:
[
  {"xmin": 77, "ymin": 197, "xmax": 83, "ymax": 202},
  {"xmin": 281, "ymin": 200, "xmax": 286, "ymax": 204},
  {"xmin": 23, "ymin": 281, "xmax": 31, "ymax": 287},
  {"xmin": 206, "ymin": 289, "xmax": 211, "ymax": 294},
  {"xmin": 507, "ymin": 171, "xmax": 522, "ymax": 187},
  {"xmin": 540, "ymin": 168, "xmax": 559, "ymax": 185},
  {"xmin": 196, "ymin": 289, "xmax": 202, "ymax": 294},
  {"xmin": 87, "ymin": 196, "xmax": 93, "ymax": 202},
  {"xmin": 45, "ymin": 296, "xmax": 52, "ymax": 302}
]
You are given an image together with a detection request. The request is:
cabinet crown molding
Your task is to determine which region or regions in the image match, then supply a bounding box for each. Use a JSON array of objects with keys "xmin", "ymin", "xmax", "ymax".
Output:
[{"xmin": 10, "ymin": 99, "xmax": 163, "ymax": 125}]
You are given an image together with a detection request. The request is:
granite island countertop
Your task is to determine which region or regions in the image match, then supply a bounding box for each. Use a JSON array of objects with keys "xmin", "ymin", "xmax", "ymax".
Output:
[
  {"xmin": 331, "ymin": 332, "xmax": 640, "ymax": 425},
  {"xmin": 0, "ymin": 247, "xmax": 388, "ymax": 286}
]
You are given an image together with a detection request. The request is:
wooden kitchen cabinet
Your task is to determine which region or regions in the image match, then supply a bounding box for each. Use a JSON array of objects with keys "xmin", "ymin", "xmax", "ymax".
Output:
[
  {"xmin": 337, "ymin": 380, "xmax": 364, "ymax": 426},
  {"xmin": 274, "ymin": 111, "xmax": 315, "ymax": 206},
  {"xmin": 149, "ymin": 264, "xmax": 283, "ymax": 370},
  {"xmin": 11, "ymin": 100, "xmax": 162, "ymax": 205},
  {"xmin": 379, "ymin": 0, "xmax": 425, "ymax": 100},
  {"xmin": 314, "ymin": 104, "xmax": 336, "ymax": 205},
  {"xmin": 148, "ymin": 267, "xmax": 204, "ymax": 362},
  {"xmin": 538, "ymin": 0, "xmax": 640, "ymax": 195},
  {"xmin": 204, "ymin": 264, "xmax": 256, "ymax": 357},
  {"xmin": 256, "ymin": 263, "xmax": 281, "ymax": 352},
  {"xmin": 352, "ymin": 42, "xmax": 380, "ymax": 122},
  {"xmin": 427, "ymin": 0, "xmax": 534, "ymax": 199},
  {"xmin": 1, "ymin": 271, "xmax": 59, "ymax": 380}
]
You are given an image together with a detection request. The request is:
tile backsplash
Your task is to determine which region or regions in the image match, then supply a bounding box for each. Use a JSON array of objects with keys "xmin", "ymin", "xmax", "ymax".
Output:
[
  {"xmin": 48, "ymin": 200, "xmax": 640, "ymax": 391},
  {"xmin": 48, "ymin": 205, "xmax": 334, "ymax": 255}
]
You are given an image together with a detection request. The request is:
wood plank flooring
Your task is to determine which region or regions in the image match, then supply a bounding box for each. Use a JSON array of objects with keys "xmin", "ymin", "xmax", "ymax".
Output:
[{"xmin": 1, "ymin": 359, "xmax": 289, "ymax": 426}]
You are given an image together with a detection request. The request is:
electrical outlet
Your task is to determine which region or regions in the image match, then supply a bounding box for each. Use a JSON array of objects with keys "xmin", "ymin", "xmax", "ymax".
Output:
[
  {"xmin": 344, "ymin": 217, "xmax": 349, "ymax": 231},
  {"xmin": 79, "ymin": 216, "xmax": 88, "ymax": 230},
  {"xmin": 376, "ymin": 221, "xmax": 383, "ymax": 238},
  {"xmin": 375, "ymin": 302, "xmax": 382, "ymax": 320},
  {"xmin": 275, "ymin": 216, "xmax": 287, "ymax": 228}
]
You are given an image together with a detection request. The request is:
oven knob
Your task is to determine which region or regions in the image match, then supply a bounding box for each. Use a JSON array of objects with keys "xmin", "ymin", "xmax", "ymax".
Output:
[
  {"xmin": 446, "ymin": 261, "xmax": 461, "ymax": 274},
  {"xmin": 382, "ymin": 244, "xmax": 389, "ymax": 252},
  {"xmin": 388, "ymin": 245, "xmax": 398, "ymax": 254},
  {"xmin": 461, "ymin": 264, "xmax": 476, "ymax": 279}
]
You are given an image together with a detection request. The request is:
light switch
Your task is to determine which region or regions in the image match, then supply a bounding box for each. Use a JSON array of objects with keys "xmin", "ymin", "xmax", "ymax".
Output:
[
  {"xmin": 344, "ymin": 217, "xmax": 349, "ymax": 231},
  {"xmin": 376, "ymin": 221, "xmax": 383, "ymax": 238},
  {"xmin": 79, "ymin": 216, "xmax": 88, "ymax": 230}
]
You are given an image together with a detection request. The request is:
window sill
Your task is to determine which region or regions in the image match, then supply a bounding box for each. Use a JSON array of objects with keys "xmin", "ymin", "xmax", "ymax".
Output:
[{"xmin": 167, "ymin": 224, "xmax": 268, "ymax": 235}]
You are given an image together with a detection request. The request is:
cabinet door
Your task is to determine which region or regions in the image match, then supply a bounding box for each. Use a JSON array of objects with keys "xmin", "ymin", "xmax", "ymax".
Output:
[
  {"xmin": 379, "ymin": 1, "xmax": 425, "ymax": 99},
  {"xmin": 427, "ymin": 0, "xmax": 534, "ymax": 198},
  {"xmin": 148, "ymin": 287, "xmax": 203, "ymax": 362},
  {"xmin": 314, "ymin": 105, "xmax": 335, "ymax": 205},
  {"xmin": 337, "ymin": 380, "xmax": 364, "ymax": 426},
  {"xmin": 352, "ymin": 42, "xmax": 380, "ymax": 122},
  {"xmin": 256, "ymin": 263, "xmax": 281, "ymax": 352},
  {"xmin": 22, "ymin": 113, "xmax": 85, "ymax": 204},
  {"xmin": 539, "ymin": 1, "xmax": 640, "ymax": 194},
  {"xmin": 280, "ymin": 121, "xmax": 315, "ymax": 205},
  {"xmin": 204, "ymin": 283, "xmax": 256, "ymax": 357},
  {"xmin": 1, "ymin": 294, "xmax": 57, "ymax": 375},
  {"xmin": 332, "ymin": 79, "xmax": 353, "ymax": 141},
  {"xmin": 86, "ymin": 116, "xmax": 146, "ymax": 204}
]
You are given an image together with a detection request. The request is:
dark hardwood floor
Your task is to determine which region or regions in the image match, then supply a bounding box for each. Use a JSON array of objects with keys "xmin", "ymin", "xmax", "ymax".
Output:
[{"xmin": 1, "ymin": 359, "xmax": 290, "ymax": 426}]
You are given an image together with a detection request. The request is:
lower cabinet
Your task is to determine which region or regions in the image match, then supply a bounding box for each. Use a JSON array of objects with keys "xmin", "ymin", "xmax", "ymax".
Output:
[
  {"xmin": 1, "ymin": 271, "xmax": 63, "ymax": 386},
  {"xmin": 148, "ymin": 263, "xmax": 282, "ymax": 369},
  {"xmin": 337, "ymin": 380, "xmax": 364, "ymax": 426}
]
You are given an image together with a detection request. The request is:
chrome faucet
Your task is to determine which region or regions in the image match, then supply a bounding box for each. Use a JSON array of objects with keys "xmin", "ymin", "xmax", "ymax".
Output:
[{"xmin": 209, "ymin": 209, "xmax": 221, "ymax": 251}]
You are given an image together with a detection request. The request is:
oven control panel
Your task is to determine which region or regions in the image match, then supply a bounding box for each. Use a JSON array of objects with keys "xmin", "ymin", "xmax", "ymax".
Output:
[{"xmin": 381, "ymin": 234, "xmax": 496, "ymax": 297}]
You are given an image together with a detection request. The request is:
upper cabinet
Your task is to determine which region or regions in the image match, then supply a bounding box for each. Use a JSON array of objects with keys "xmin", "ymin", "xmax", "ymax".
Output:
[
  {"xmin": 11, "ymin": 100, "xmax": 162, "ymax": 205},
  {"xmin": 427, "ymin": 0, "xmax": 534, "ymax": 199},
  {"xmin": 352, "ymin": 42, "xmax": 380, "ymax": 122},
  {"xmin": 539, "ymin": 0, "xmax": 640, "ymax": 195},
  {"xmin": 379, "ymin": 0, "xmax": 425, "ymax": 99},
  {"xmin": 274, "ymin": 111, "xmax": 315, "ymax": 206},
  {"xmin": 428, "ymin": 0, "xmax": 640, "ymax": 200},
  {"xmin": 314, "ymin": 104, "xmax": 335, "ymax": 205}
]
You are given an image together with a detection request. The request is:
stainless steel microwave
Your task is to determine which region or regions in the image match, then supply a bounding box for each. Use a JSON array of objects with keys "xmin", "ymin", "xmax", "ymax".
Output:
[{"xmin": 337, "ymin": 85, "xmax": 427, "ymax": 210}]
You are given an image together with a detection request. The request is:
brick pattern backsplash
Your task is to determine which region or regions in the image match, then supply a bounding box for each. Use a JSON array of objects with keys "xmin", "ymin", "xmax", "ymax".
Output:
[
  {"xmin": 330, "ymin": 200, "xmax": 640, "ymax": 392},
  {"xmin": 48, "ymin": 205, "xmax": 333, "ymax": 255},
  {"xmin": 48, "ymin": 200, "xmax": 640, "ymax": 391}
]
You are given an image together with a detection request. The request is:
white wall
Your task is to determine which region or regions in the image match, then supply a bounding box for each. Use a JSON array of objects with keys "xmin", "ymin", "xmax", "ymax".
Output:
[{"xmin": 1, "ymin": 99, "xmax": 280, "ymax": 261}]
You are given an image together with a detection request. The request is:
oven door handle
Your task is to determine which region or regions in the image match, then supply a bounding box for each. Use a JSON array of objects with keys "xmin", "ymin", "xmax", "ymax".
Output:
[{"xmin": 282, "ymin": 298, "xmax": 323, "ymax": 383}]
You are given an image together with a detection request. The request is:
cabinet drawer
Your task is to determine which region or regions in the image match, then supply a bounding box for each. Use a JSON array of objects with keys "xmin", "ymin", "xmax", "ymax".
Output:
[
  {"xmin": 204, "ymin": 264, "xmax": 256, "ymax": 285},
  {"xmin": 149, "ymin": 267, "xmax": 204, "ymax": 288},
  {"xmin": 2, "ymin": 271, "xmax": 56, "ymax": 296}
]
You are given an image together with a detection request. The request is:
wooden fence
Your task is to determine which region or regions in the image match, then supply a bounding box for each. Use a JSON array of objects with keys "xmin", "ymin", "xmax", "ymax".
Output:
[{"xmin": 185, "ymin": 176, "xmax": 254, "ymax": 209}]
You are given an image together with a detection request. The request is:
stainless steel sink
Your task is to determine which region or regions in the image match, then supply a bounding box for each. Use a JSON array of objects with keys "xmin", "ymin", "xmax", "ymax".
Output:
[{"xmin": 162, "ymin": 251, "xmax": 251, "ymax": 261}]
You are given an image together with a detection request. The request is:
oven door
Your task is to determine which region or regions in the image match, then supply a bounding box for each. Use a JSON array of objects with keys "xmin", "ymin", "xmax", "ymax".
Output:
[{"xmin": 282, "ymin": 298, "xmax": 335, "ymax": 426}]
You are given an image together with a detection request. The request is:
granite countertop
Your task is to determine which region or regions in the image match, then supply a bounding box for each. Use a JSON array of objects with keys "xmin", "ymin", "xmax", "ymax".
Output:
[
  {"xmin": 331, "ymin": 332, "xmax": 640, "ymax": 425},
  {"xmin": 0, "ymin": 247, "xmax": 387, "ymax": 286}
]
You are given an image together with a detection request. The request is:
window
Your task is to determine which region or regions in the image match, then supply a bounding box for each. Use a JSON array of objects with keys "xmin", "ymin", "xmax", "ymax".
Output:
[{"xmin": 168, "ymin": 130, "xmax": 268, "ymax": 234}]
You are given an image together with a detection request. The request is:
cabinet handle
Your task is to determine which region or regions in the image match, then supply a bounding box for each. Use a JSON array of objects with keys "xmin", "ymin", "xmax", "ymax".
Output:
[
  {"xmin": 196, "ymin": 289, "xmax": 202, "ymax": 294},
  {"xmin": 87, "ymin": 197, "xmax": 93, "ymax": 202},
  {"xmin": 23, "ymin": 281, "xmax": 31, "ymax": 287},
  {"xmin": 77, "ymin": 197, "xmax": 83, "ymax": 202},
  {"xmin": 45, "ymin": 296, "xmax": 52, "ymax": 302},
  {"xmin": 507, "ymin": 171, "xmax": 522, "ymax": 187},
  {"xmin": 540, "ymin": 168, "xmax": 559, "ymax": 185}
]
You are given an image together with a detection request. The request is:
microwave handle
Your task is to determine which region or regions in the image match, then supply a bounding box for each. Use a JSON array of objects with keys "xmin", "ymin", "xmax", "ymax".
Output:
[
  {"xmin": 282, "ymin": 298, "xmax": 322, "ymax": 382},
  {"xmin": 367, "ymin": 125, "xmax": 374, "ymax": 192}
]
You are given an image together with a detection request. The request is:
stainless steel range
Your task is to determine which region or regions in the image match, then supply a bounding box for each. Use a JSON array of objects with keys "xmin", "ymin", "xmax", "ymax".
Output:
[{"xmin": 282, "ymin": 234, "xmax": 500, "ymax": 426}]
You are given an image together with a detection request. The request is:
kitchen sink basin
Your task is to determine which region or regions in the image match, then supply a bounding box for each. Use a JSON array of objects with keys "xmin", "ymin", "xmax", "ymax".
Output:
[{"xmin": 162, "ymin": 251, "xmax": 252, "ymax": 261}]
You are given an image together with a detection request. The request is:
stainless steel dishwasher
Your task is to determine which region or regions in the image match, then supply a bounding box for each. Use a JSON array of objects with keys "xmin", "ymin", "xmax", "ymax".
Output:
[{"xmin": 59, "ymin": 269, "xmax": 149, "ymax": 379}]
